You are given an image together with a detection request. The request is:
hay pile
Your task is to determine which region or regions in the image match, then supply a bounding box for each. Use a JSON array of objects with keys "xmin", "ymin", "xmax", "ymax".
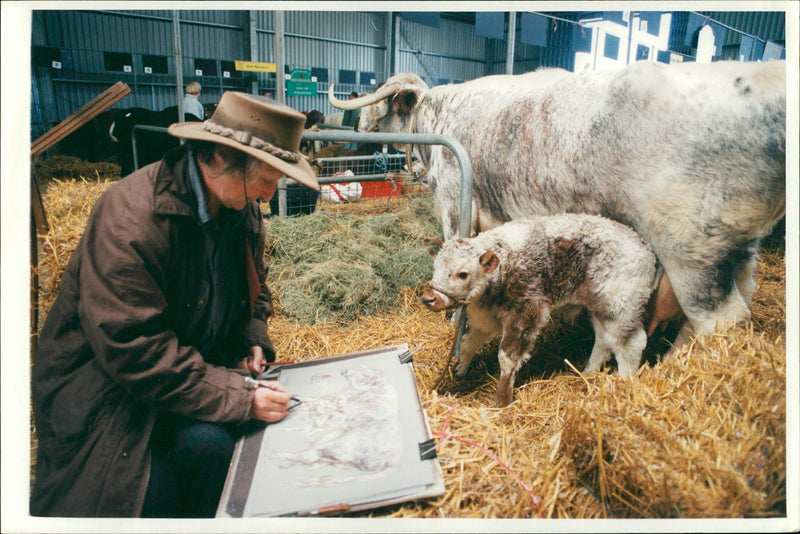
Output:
[
  {"xmin": 557, "ymin": 326, "xmax": 785, "ymax": 517},
  {"xmin": 32, "ymin": 162, "xmax": 788, "ymax": 519},
  {"xmin": 33, "ymin": 155, "xmax": 120, "ymax": 185},
  {"xmin": 263, "ymin": 194, "xmax": 441, "ymax": 324},
  {"xmin": 34, "ymin": 176, "xmax": 118, "ymax": 322},
  {"xmin": 268, "ymin": 293, "xmax": 786, "ymax": 519},
  {"xmin": 265, "ymin": 225, "xmax": 787, "ymax": 519}
]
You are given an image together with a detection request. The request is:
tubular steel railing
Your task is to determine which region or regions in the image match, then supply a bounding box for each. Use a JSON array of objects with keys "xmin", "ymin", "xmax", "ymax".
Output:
[{"xmin": 299, "ymin": 130, "xmax": 473, "ymax": 371}]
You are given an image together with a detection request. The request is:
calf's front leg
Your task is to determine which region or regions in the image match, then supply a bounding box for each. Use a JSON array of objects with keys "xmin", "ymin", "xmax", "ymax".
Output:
[
  {"xmin": 456, "ymin": 305, "xmax": 500, "ymax": 378},
  {"xmin": 495, "ymin": 309, "xmax": 548, "ymax": 406}
]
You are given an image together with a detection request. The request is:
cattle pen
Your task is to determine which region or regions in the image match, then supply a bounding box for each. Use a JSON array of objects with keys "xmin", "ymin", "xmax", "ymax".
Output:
[{"xmin": 28, "ymin": 146, "xmax": 789, "ymax": 524}]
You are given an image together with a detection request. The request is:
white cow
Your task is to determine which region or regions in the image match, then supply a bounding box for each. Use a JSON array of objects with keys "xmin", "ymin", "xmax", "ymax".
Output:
[{"xmin": 330, "ymin": 60, "xmax": 786, "ymax": 350}]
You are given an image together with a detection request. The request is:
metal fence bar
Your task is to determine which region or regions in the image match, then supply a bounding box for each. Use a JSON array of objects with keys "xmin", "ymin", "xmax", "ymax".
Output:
[
  {"xmin": 301, "ymin": 130, "xmax": 474, "ymax": 238},
  {"xmin": 316, "ymin": 123, "xmax": 354, "ymax": 130},
  {"xmin": 132, "ymin": 124, "xmax": 169, "ymax": 171}
]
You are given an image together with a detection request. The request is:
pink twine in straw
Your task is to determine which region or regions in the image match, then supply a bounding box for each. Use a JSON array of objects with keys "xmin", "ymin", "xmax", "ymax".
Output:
[{"xmin": 436, "ymin": 402, "xmax": 542, "ymax": 514}]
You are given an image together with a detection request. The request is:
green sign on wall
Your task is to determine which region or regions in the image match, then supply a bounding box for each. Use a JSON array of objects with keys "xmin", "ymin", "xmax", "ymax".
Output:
[{"xmin": 287, "ymin": 68, "xmax": 317, "ymax": 97}]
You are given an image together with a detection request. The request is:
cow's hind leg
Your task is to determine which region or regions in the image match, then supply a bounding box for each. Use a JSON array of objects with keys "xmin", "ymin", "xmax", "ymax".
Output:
[
  {"xmin": 663, "ymin": 248, "xmax": 754, "ymax": 352},
  {"xmin": 586, "ymin": 314, "xmax": 647, "ymax": 377},
  {"xmin": 735, "ymin": 248, "xmax": 759, "ymax": 305}
]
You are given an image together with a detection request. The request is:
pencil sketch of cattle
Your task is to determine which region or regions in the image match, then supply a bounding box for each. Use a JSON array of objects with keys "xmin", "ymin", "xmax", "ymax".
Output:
[
  {"xmin": 330, "ymin": 60, "xmax": 786, "ymax": 352},
  {"xmin": 422, "ymin": 214, "xmax": 658, "ymax": 406}
]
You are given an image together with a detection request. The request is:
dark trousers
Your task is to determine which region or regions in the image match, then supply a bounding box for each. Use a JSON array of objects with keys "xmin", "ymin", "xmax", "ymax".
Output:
[{"xmin": 141, "ymin": 413, "xmax": 237, "ymax": 518}]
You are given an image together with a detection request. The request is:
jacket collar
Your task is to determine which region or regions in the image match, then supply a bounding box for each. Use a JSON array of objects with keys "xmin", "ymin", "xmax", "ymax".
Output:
[
  {"xmin": 187, "ymin": 148, "xmax": 212, "ymax": 224},
  {"xmin": 152, "ymin": 146, "xmax": 249, "ymax": 229},
  {"xmin": 152, "ymin": 146, "xmax": 201, "ymax": 220}
]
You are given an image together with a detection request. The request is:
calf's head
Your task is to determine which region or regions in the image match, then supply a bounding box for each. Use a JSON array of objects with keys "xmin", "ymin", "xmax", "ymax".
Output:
[{"xmin": 421, "ymin": 237, "xmax": 499, "ymax": 312}]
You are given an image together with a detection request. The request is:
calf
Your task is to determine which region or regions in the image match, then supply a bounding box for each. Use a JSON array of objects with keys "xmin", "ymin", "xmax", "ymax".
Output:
[{"xmin": 422, "ymin": 214, "xmax": 657, "ymax": 406}]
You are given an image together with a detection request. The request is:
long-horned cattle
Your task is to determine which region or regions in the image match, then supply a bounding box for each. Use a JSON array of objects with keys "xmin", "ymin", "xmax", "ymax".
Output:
[{"xmin": 330, "ymin": 60, "xmax": 786, "ymax": 352}]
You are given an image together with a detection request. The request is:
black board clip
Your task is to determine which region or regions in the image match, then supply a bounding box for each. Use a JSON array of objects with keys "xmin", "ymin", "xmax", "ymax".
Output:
[
  {"xmin": 398, "ymin": 350, "xmax": 413, "ymax": 364},
  {"xmin": 418, "ymin": 438, "xmax": 437, "ymax": 460}
]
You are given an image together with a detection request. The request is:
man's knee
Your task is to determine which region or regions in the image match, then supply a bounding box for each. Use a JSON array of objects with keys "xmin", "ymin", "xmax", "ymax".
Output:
[{"xmin": 171, "ymin": 422, "xmax": 235, "ymax": 464}]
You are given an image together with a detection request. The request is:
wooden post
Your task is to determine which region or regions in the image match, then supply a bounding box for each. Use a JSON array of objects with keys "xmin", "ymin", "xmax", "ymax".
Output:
[{"xmin": 30, "ymin": 81, "xmax": 130, "ymax": 159}]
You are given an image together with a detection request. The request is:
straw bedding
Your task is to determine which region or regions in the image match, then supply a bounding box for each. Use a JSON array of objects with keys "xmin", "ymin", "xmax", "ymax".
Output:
[{"xmin": 32, "ymin": 160, "xmax": 787, "ymax": 519}]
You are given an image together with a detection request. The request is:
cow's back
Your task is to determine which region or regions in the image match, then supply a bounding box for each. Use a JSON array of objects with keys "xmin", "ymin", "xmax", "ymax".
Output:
[{"xmin": 419, "ymin": 61, "xmax": 785, "ymax": 239}]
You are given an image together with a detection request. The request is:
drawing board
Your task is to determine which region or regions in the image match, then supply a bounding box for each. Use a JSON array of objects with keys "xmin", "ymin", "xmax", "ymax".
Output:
[{"xmin": 217, "ymin": 344, "xmax": 444, "ymax": 517}]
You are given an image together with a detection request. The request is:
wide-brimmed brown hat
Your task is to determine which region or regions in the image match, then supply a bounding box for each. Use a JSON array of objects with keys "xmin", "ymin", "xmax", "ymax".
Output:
[{"xmin": 168, "ymin": 91, "xmax": 318, "ymax": 190}]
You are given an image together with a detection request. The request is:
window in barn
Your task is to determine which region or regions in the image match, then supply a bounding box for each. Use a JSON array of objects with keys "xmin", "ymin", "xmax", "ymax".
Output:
[
  {"xmin": 104, "ymin": 52, "xmax": 133, "ymax": 73},
  {"xmin": 636, "ymin": 44, "xmax": 650, "ymax": 60},
  {"xmin": 32, "ymin": 46, "xmax": 62, "ymax": 68},
  {"xmin": 220, "ymin": 60, "xmax": 242, "ymax": 79},
  {"xmin": 338, "ymin": 69, "xmax": 356, "ymax": 84},
  {"xmin": 360, "ymin": 71, "xmax": 376, "ymax": 86},
  {"xmin": 142, "ymin": 55, "xmax": 168, "ymax": 75},
  {"xmin": 311, "ymin": 67, "xmax": 328, "ymax": 83},
  {"xmin": 604, "ymin": 34, "xmax": 620, "ymax": 60},
  {"xmin": 194, "ymin": 58, "xmax": 217, "ymax": 77}
]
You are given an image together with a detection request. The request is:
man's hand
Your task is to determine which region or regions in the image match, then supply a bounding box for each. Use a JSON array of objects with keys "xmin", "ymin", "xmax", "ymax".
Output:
[
  {"xmin": 237, "ymin": 345, "xmax": 268, "ymax": 376},
  {"xmin": 249, "ymin": 380, "xmax": 292, "ymax": 423}
]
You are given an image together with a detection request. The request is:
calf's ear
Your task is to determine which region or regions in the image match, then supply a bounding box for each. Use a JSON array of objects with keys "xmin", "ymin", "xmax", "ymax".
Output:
[
  {"xmin": 423, "ymin": 237, "xmax": 444, "ymax": 257},
  {"xmin": 479, "ymin": 251, "xmax": 499, "ymax": 273}
]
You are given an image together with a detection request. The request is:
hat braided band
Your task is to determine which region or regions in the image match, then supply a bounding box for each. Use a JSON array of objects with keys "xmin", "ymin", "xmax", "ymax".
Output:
[{"xmin": 202, "ymin": 120, "xmax": 302, "ymax": 163}]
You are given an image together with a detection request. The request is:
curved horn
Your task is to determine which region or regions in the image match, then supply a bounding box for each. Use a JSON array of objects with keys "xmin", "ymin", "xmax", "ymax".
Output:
[{"xmin": 328, "ymin": 83, "xmax": 399, "ymax": 110}]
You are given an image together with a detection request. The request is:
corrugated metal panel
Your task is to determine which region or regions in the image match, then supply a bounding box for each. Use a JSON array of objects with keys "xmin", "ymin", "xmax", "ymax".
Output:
[
  {"xmin": 670, "ymin": 11, "xmax": 785, "ymax": 57},
  {"xmin": 703, "ymin": 11, "xmax": 785, "ymax": 45},
  {"xmin": 396, "ymin": 15, "xmax": 487, "ymax": 85},
  {"xmin": 538, "ymin": 12, "xmax": 580, "ymax": 71},
  {"xmin": 286, "ymin": 11, "xmax": 386, "ymax": 47},
  {"xmin": 283, "ymin": 12, "xmax": 388, "ymax": 75},
  {"xmin": 483, "ymin": 12, "xmax": 578, "ymax": 76}
]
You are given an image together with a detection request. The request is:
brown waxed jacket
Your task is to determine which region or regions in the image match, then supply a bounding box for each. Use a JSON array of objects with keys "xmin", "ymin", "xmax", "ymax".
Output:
[{"xmin": 31, "ymin": 147, "xmax": 275, "ymax": 517}]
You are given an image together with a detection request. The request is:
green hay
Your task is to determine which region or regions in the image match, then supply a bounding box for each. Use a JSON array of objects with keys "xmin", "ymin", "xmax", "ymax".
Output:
[
  {"xmin": 280, "ymin": 260, "xmax": 386, "ymax": 324},
  {"xmin": 33, "ymin": 155, "xmax": 120, "ymax": 184},
  {"xmin": 264, "ymin": 194, "xmax": 441, "ymax": 324}
]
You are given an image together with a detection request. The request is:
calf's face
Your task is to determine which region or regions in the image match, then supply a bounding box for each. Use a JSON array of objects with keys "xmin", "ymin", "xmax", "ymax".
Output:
[{"xmin": 420, "ymin": 237, "xmax": 499, "ymax": 312}]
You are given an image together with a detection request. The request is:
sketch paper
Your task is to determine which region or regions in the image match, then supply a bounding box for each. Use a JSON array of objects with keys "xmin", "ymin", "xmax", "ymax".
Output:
[{"xmin": 219, "ymin": 345, "xmax": 443, "ymax": 517}]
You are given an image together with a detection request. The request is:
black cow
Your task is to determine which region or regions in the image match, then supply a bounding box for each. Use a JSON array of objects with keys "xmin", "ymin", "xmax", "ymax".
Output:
[
  {"xmin": 56, "ymin": 109, "xmax": 120, "ymax": 162},
  {"xmin": 109, "ymin": 106, "xmax": 199, "ymax": 176},
  {"xmin": 302, "ymin": 109, "xmax": 325, "ymax": 129}
]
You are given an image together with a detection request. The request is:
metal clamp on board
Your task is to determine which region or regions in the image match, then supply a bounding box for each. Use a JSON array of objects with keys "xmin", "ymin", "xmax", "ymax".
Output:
[
  {"xmin": 418, "ymin": 438, "xmax": 437, "ymax": 460},
  {"xmin": 398, "ymin": 349, "xmax": 413, "ymax": 364}
]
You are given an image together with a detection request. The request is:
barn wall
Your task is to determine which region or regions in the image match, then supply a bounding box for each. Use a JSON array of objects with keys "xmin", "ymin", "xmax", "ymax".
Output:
[
  {"xmin": 395, "ymin": 16, "xmax": 488, "ymax": 85},
  {"xmin": 484, "ymin": 12, "xmax": 582, "ymax": 75},
  {"xmin": 31, "ymin": 9, "xmax": 787, "ymax": 144}
]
